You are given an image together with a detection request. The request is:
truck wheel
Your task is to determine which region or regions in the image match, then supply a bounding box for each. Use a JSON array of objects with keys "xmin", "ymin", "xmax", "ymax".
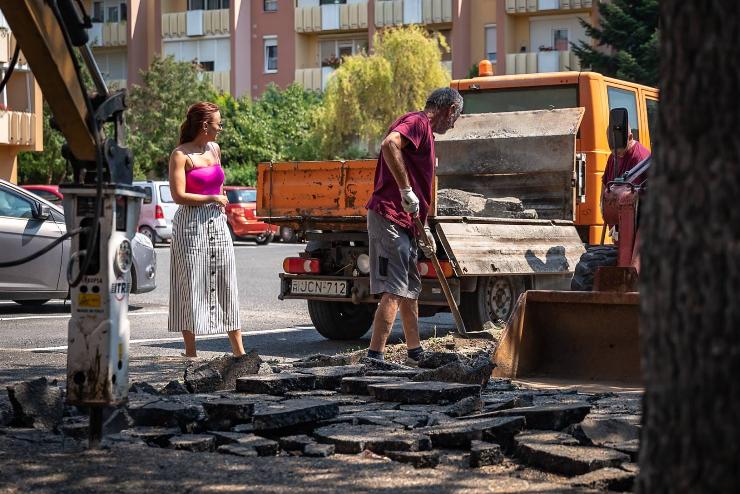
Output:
[
  {"xmin": 460, "ymin": 276, "xmax": 525, "ymax": 331},
  {"xmin": 307, "ymin": 300, "xmax": 375, "ymax": 340},
  {"xmin": 570, "ymin": 245, "xmax": 618, "ymax": 291}
]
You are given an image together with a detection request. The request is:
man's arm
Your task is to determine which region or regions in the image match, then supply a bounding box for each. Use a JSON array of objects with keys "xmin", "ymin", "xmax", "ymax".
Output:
[{"xmin": 380, "ymin": 131, "xmax": 410, "ymax": 189}]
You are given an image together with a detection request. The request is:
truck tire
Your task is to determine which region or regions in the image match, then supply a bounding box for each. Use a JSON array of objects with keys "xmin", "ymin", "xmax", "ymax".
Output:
[
  {"xmin": 307, "ymin": 300, "xmax": 376, "ymax": 340},
  {"xmin": 460, "ymin": 276, "xmax": 525, "ymax": 331},
  {"xmin": 570, "ymin": 245, "xmax": 618, "ymax": 291}
]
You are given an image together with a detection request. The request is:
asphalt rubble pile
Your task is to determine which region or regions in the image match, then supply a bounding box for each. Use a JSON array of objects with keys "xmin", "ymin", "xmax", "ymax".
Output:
[
  {"xmin": 437, "ymin": 188, "xmax": 539, "ymax": 219},
  {"xmin": 1, "ymin": 350, "xmax": 642, "ymax": 492}
]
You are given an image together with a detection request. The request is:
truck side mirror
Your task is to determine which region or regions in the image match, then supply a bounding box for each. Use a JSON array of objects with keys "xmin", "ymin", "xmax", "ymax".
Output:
[{"xmin": 608, "ymin": 108, "xmax": 629, "ymax": 151}]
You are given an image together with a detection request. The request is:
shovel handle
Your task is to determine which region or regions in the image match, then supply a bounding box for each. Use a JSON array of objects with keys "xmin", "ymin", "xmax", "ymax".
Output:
[{"xmin": 413, "ymin": 217, "xmax": 468, "ymax": 337}]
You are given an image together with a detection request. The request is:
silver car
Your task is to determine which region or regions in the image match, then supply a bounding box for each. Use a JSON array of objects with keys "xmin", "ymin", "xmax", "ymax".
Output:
[
  {"xmin": 132, "ymin": 180, "xmax": 178, "ymax": 244},
  {"xmin": 0, "ymin": 179, "xmax": 156, "ymax": 305}
]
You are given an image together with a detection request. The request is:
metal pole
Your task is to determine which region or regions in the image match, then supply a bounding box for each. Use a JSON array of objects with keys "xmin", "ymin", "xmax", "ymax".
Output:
[
  {"xmin": 88, "ymin": 406, "xmax": 103, "ymax": 449},
  {"xmin": 413, "ymin": 216, "xmax": 468, "ymax": 337}
]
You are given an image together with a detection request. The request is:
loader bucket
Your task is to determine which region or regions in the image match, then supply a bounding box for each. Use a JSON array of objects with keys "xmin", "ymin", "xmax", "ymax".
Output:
[{"xmin": 493, "ymin": 290, "xmax": 641, "ymax": 385}]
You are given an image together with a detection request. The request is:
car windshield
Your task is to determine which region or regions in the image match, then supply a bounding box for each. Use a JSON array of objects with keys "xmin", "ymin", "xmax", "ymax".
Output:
[
  {"xmin": 158, "ymin": 185, "xmax": 175, "ymax": 203},
  {"xmin": 226, "ymin": 189, "xmax": 257, "ymax": 203},
  {"xmin": 461, "ymin": 85, "xmax": 579, "ymax": 114}
]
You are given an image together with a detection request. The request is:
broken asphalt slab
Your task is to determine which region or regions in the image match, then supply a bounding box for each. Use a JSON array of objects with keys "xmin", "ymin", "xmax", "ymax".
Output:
[
  {"xmin": 236, "ymin": 374, "xmax": 317, "ymax": 395},
  {"xmin": 184, "ymin": 351, "xmax": 262, "ymax": 393},
  {"xmin": 422, "ymin": 416, "xmax": 526, "ymax": 449},
  {"xmin": 313, "ymin": 423, "xmax": 432, "ymax": 454},
  {"xmin": 252, "ymin": 399, "xmax": 339, "ymax": 431},
  {"xmin": 367, "ymin": 381, "xmax": 481, "ymax": 405}
]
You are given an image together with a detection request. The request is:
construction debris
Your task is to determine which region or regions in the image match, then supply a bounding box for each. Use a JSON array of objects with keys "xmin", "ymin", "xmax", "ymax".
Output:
[
  {"xmin": 1, "ymin": 348, "xmax": 642, "ymax": 491},
  {"xmin": 437, "ymin": 189, "xmax": 538, "ymax": 219},
  {"xmin": 6, "ymin": 377, "xmax": 63, "ymax": 431}
]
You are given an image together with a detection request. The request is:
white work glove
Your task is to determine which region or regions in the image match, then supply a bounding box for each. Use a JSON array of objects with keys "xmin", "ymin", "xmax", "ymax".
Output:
[
  {"xmin": 399, "ymin": 187, "xmax": 420, "ymax": 214},
  {"xmin": 419, "ymin": 226, "xmax": 435, "ymax": 258}
]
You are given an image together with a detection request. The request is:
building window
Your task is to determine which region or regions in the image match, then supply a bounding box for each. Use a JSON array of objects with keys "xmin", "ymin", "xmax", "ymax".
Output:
[
  {"xmin": 264, "ymin": 0, "xmax": 278, "ymax": 12},
  {"xmin": 319, "ymin": 38, "xmax": 367, "ymax": 68},
  {"xmin": 92, "ymin": 2, "xmax": 103, "ymax": 22},
  {"xmin": 607, "ymin": 86, "xmax": 640, "ymax": 142},
  {"xmin": 107, "ymin": 6, "xmax": 119, "ymax": 22},
  {"xmin": 189, "ymin": 0, "xmax": 229, "ymax": 10},
  {"xmin": 264, "ymin": 38, "xmax": 278, "ymax": 73},
  {"xmin": 553, "ymin": 29, "xmax": 569, "ymax": 51},
  {"xmin": 485, "ymin": 25, "xmax": 496, "ymax": 63},
  {"xmin": 120, "ymin": 2, "xmax": 127, "ymax": 21}
]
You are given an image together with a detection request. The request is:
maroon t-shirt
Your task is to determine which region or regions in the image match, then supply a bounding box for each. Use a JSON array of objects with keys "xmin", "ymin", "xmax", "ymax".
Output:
[
  {"xmin": 602, "ymin": 141, "xmax": 651, "ymax": 186},
  {"xmin": 365, "ymin": 111, "xmax": 435, "ymax": 231}
]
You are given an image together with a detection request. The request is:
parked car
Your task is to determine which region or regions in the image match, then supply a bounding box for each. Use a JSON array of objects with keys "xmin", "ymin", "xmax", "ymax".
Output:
[
  {"xmin": 21, "ymin": 184, "xmax": 64, "ymax": 206},
  {"xmin": 0, "ymin": 179, "xmax": 156, "ymax": 305},
  {"xmin": 132, "ymin": 180, "xmax": 178, "ymax": 244},
  {"xmin": 224, "ymin": 186, "xmax": 278, "ymax": 245}
]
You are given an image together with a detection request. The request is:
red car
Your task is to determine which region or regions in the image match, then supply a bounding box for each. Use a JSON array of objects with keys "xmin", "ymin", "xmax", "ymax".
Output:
[
  {"xmin": 21, "ymin": 185, "xmax": 64, "ymax": 206},
  {"xmin": 224, "ymin": 186, "xmax": 278, "ymax": 245}
]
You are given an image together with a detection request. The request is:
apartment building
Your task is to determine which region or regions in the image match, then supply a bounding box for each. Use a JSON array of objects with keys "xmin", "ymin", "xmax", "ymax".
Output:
[{"xmin": 0, "ymin": 12, "xmax": 43, "ymax": 182}]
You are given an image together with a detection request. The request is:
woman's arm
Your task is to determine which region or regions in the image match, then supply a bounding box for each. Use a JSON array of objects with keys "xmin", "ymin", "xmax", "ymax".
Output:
[{"xmin": 168, "ymin": 149, "xmax": 227, "ymax": 206}]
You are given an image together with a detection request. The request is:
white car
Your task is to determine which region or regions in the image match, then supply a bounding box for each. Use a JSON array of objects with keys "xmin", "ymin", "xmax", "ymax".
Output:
[{"xmin": 0, "ymin": 179, "xmax": 156, "ymax": 305}]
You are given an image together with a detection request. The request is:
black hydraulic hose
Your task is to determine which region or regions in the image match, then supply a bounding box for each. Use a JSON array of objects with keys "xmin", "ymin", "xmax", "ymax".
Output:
[
  {"xmin": 0, "ymin": 227, "xmax": 84, "ymax": 268},
  {"xmin": 0, "ymin": 46, "xmax": 21, "ymax": 96}
]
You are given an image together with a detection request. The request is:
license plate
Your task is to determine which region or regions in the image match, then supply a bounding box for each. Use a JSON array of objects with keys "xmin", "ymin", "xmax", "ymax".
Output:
[{"xmin": 291, "ymin": 279, "xmax": 348, "ymax": 297}]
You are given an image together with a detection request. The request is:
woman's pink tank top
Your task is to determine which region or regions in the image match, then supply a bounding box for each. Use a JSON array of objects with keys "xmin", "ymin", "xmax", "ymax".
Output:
[{"xmin": 184, "ymin": 144, "xmax": 225, "ymax": 196}]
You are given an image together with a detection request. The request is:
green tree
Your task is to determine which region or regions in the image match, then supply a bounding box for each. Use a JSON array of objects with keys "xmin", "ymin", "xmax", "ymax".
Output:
[
  {"xmin": 319, "ymin": 25, "xmax": 450, "ymax": 158},
  {"xmin": 127, "ymin": 56, "xmax": 215, "ymax": 178},
  {"xmin": 216, "ymin": 83, "xmax": 322, "ymax": 185},
  {"xmin": 16, "ymin": 102, "xmax": 69, "ymax": 185},
  {"xmin": 572, "ymin": 0, "xmax": 658, "ymax": 86}
]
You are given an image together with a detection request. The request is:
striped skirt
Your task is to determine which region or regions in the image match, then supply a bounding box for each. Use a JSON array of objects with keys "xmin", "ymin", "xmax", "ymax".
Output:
[{"xmin": 168, "ymin": 204, "xmax": 240, "ymax": 335}]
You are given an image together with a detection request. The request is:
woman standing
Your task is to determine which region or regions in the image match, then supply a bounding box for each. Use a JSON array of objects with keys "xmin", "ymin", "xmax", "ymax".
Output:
[{"xmin": 168, "ymin": 101, "xmax": 244, "ymax": 357}]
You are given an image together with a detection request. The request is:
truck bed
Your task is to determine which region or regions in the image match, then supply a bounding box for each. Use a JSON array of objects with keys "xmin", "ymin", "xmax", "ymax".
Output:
[{"xmin": 256, "ymin": 159, "xmax": 375, "ymax": 231}]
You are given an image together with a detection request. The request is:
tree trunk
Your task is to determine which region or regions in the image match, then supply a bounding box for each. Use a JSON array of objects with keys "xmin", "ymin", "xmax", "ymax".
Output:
[{"xmin": 638, "ymin": 2, "xmax": 740, "ymax": 492}]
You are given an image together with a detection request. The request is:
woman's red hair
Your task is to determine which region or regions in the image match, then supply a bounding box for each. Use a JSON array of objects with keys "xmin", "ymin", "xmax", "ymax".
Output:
[{"xmin": 178, "ymin": 101, "xmax": 220, "ymax": 145}]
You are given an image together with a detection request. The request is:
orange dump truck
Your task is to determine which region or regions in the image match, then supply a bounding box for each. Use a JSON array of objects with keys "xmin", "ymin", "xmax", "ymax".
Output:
[{"xmin": 257, "ymin": 72, "xmax": 657, "ymax": 340}]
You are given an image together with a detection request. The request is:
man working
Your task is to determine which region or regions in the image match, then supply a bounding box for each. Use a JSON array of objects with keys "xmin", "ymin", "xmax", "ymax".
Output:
[
  {"xmin": 602, "ymin": 123, "xmax": 651, "ymax": 240},
  {"xmin": 365, "ymin": 87, "xmax": 463, "ymax": 365},
  {"xmin": 602, "ymin": 126, "xmax": 651, "ymax": 191}
]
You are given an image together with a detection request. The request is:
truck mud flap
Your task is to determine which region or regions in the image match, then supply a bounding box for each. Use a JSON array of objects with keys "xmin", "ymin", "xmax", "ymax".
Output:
[{"xmin": 493, "ymin": 290, "xmax": 641, "ymax": 385}]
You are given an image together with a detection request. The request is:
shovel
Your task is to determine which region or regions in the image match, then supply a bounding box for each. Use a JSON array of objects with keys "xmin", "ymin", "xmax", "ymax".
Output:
[{"xmin": 413, "ymin": 216, "xmax": 468, "ymax": 337}]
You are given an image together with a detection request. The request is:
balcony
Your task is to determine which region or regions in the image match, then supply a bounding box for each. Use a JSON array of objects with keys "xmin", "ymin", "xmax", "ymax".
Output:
[
  {"xmin": 87, "ymin": 21, "xmax": 127, "ymax": 47},
  {"xmin": 201, "ymin": 71, "xmax": 230, "ymax": 94},
  {"xmin": 374, "ymin": 0, "xmax": 452, "ymax": 28},
  {"xmin": 0, "ymin": 111, "xmax": 36, "ymax": 147},
  {"xmin": 505, "ymin": 0, "xmax": 593, "ymax": 15},
  {"xmin": 162, "ymin": 9, "xmax": 229, "ymax": 39},
  {"xmin": 505, "ymin": 50, "xmax": 581, "ymax": 75},
  {"xmin": 295, "ymin": 67, "xmax": 336, "ymax": 92},
  {"xmin": 0, "ymin": 29, "xmax": 29, "ymax": 68},
  {"xmin": 295, "ymin": 2, "xmax": 369, "ymax": 34}
]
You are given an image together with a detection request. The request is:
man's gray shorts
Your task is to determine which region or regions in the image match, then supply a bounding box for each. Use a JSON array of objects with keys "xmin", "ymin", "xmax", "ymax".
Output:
[{"xmin": 367, "ymin": 209, "xmax": 421, "ymax": 300}]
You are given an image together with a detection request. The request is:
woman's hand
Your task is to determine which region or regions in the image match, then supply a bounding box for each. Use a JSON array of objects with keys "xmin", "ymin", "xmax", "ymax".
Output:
[{"xmin": 210, "ymin": 194, "xmax": 229, "ymax": 207}]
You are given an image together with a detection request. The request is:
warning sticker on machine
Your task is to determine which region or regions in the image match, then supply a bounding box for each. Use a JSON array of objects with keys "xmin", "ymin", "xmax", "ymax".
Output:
[{"xmin": 79, "ymin": 293, "xmax": 101, "ymax": 308}]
